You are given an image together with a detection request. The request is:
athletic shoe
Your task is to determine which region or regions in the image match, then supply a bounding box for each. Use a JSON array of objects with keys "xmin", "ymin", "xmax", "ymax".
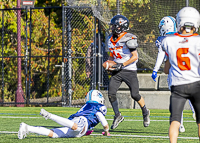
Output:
[
  {"xmin": 18, "ymin": 122, "xmax": 28, "ymax": 139},
  {"xmin": 179, "ymin": 125, "xmax": 185, "ymax": 133},
  {"xmin": 193, "ymin": 112, "xmax": 196, "ymax": 121},
  {"xmin": 111, "ymin": 113, "xmax": 124, "ymax": 129},
  {"xmin": 40, "ymin": 108, "xmax": 51, "ymax": 120},
  {"xmin": 143, "ymin": 109, "xmax": 150, "ymax": 127}
]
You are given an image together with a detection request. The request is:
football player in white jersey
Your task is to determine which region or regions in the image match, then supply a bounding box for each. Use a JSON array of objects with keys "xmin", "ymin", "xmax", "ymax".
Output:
[
  {"xmin": 162, "ymin": 7, "xmax": 200, "ymax": 143},
  {"xmin": 18, "ymin": 90, "xmax": 110, "ymax": 139},
  {"xmin": 106, "ymin": 14, "xmax": 150, "ymax": 129},
  {"xmin": 152, "ymin": 16, "xmax": 196, "ymax": 133}
]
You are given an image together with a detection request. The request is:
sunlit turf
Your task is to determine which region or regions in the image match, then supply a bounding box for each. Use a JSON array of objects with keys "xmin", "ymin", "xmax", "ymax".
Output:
[{"xmin": 0, "ymin": 107, "xmax": 198, "ymax": 143}]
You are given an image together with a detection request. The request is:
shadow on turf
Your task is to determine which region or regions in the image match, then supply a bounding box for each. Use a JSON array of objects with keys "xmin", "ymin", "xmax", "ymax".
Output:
[
  {"xmin": 93, "ymin": 128, "xmax": 168, "ymax": 135},
  {"xmin": 39, "ymin": 126, "xmax": 63, "ymax": 128}
]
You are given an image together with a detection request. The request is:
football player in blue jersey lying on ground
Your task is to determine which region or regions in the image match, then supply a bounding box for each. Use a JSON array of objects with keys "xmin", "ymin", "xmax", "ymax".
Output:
[{"xmin": 18, "ymin": 90, "xmax": 110, "ymax": 139}]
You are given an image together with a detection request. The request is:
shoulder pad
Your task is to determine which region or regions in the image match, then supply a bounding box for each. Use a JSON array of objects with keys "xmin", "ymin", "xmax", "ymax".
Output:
[
  {"xmin": 120, "ymin": 33, "xmax": 137, "ymax": 42},
  {"xmin": 156, "ymin": 36, "xmax": 165, "ymax": 42},
  {"xmin": 99, "ymin": 105, "xmax": 107, "ymax": 116},
  {"xmin": 126, "ymin": 38, "xmax": 138, "ymax": 49},
  {"xmin": 155, "ymin": 36, "xmax": 166, "ymax": 48}
]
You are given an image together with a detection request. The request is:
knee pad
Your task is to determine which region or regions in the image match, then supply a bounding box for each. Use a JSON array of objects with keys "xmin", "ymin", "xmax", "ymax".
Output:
[
  {"xmin": 108, "ymin": 94, "xmax": 117, "ymax": 103},
  {"xmin": 131, "ymin": 93, "xmax": 141, "ymax": 101}
]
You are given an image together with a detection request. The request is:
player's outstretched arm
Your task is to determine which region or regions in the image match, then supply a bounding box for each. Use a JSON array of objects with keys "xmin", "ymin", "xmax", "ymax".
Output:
[
  {"xmin": 102, "ymin": 124, "xmax": 111, "ymax": 136},
  {"xmin": 96, "ymin": 112, "xmax": 111, "ymax": 136}
]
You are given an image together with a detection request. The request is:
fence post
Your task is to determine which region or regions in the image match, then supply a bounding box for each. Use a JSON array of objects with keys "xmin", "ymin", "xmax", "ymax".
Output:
[
  {"xmin": 66, "ymin": 7, "xmax": 72, "ymax": 106},
  {"xmin": 1, "ymin": 10, "xmax": 5, "ymax": 103},
  {"xmin": 28, "ymin": 7, "xmax": 33, "ymax": 105},
  {"xmin": 46, "ymin": 8, "xmax": 51, "ymax": 103},
  {"xmin": 186, "ymin": 0, "xmax": 189, "ymax": 6},
  {"xmin": 97, "ymin": 20, "xmax": 102, "ymax": 90},
  {"xmin": 16, "ymin": 0, "xmax": 24, "ymax": 107},
  {"xmin": 92, "ymin": 18, "xmax": 97, "ymax": 90},
  {"xmin": 25, "ymin": 6, "xmax": 28, "ymax": 104},
  {"xmin": 62, "ymin": 4, "xmax": 66, "ymax": 106}
]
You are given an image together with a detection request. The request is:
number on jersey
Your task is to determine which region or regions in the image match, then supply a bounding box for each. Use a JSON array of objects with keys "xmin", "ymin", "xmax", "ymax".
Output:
[{"xmin": 177, "ymin": 48, "xmax": 191, "ymax": 70}]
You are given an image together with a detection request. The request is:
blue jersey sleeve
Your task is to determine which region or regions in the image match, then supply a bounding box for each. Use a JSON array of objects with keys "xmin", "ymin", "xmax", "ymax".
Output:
[{"xmin": 68, "ymin": 103, "xmax": 107, "ymax": 130}]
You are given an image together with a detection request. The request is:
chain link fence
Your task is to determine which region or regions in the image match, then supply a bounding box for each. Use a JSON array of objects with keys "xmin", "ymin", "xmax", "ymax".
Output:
[
  {"xmin": 0, "ymin": 6, "xmax": 101, "ymax": 106},
  {"xmin": 0, "ymin": 0, "xmax": 200, "ymax": 106}
]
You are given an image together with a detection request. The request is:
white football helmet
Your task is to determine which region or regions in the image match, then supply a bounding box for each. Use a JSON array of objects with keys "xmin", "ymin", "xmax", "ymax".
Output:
[
  {"xmin": 85, "ymin": 90, "xmax": 105, "ymax": 104},
  {"xmin": 176, "ymin": 7, "xmax": 200, "ymax": 32},
  {"xmin": 158, "ymin": 16, "xmax": 177, "ymax": 36}
]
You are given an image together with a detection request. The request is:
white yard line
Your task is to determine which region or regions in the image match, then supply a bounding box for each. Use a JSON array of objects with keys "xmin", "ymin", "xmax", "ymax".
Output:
[
  {"xmin": 0, "ymin": 131, "xmax": 198, "ymax": 140},
  {"xmin": 91, "ymin": 134, "xmax": 199, "ymax": 140},
  {"xmin": 0, "ymin": 116, "xmax": 42, "ymax": 118},
  {"xmin": 106, "ymin": 119, "xmax": 196, "ymax": 122},
  {"xmin": 0, "ymin": 116, "xmax": 196, "ymax": 122},
  {"xmin": 0, "ymin": 131, "xmax": 18, "ymax": 133}
]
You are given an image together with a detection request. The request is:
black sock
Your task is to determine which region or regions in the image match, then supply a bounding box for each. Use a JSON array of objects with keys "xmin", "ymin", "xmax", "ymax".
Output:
[
  {"xmin": 111, "ymin": 100, "xmax": 120, "ymax": 116},
  {"xmin": 141, "ymin": 105, "xmax": 148, "ymax": 115}
]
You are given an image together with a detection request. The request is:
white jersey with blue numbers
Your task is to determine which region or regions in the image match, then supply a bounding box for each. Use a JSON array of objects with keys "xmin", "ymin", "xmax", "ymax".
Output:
[
  {"xmin": 153, "ymin": 32, "xmax": 176, "ymax": 72},
  {"xmin": 68, "ymin": 102, "xmax": 107, "ymax": 129}
]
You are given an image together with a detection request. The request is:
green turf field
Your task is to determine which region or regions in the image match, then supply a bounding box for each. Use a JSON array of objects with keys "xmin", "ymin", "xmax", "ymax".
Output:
[{"xmin": 0, "ymin": 107, "xmax": 198, "ymax": 143}]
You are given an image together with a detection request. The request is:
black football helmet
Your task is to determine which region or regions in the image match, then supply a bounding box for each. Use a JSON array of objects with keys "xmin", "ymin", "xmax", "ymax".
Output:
[{"xmin": 110, "ymin": 15, "xmax": 129, "ymax": 35}]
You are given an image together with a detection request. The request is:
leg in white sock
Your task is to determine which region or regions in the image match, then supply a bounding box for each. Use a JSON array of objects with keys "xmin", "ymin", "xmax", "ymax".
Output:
[
  {"xmin": 189, "ymin": 100, "xmax": 195, "ymax": 113},
  {"xmin": 27, "ymin": 125, "xmax": 52, "ymax": 136},
  {"xmin": 179, "ymin": 112, "xmax": 185, "ymax": 132},
  {"xmin": 180, "ymin": 112, "xmax": 183, "ymax": 126},
  {"xmin": 49, "ymin": 113, "xmax": 74, "ymax": 128}
]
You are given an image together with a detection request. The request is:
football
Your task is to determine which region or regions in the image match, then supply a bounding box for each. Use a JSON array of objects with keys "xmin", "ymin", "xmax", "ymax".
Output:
[{"xmin": 102, "ymin": 60, "xmax": 116, "ymax": 71}]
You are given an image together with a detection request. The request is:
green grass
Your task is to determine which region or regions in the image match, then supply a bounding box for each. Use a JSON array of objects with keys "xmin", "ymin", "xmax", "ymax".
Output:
[{"xmin": 0, "ymin": 107, "xmax": 198, "ymax": 143}]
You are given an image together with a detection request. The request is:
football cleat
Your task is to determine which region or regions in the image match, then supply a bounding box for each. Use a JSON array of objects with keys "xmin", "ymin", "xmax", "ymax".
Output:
[
  {"xmin": 18, "ymin": 122, "xmax": 28, "ymax": 139},
  {"xmin": 40, "ymin": 108, "xmax": 51, "ymax": 120},
  {"xmin": 111, "ymin": 113, "xmax": 124, "ymax": 129},
  {"xmin": 143, "ymin": 109, "xmax": 150, "ymax": 127},
  {"xmin": 179, "ymin": 125, "xmax": 185, "ymax": 133}
]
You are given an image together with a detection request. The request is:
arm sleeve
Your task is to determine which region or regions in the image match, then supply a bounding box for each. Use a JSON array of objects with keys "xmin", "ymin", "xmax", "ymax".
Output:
[
  {"xmin": 153, "ymin": 48, "xmax": 165, "ymax": 72},
  {"xmin": 96, "ymin": 112, "xmax": 108, "ymax": 127},
  {"xmin": 153, "ymin": 37, "xmax": 168, "ymax": 72}
]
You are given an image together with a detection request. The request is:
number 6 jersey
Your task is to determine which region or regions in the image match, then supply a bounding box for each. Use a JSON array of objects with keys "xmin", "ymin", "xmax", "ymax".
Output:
[
  {"xmin": 162, "ymin": 33, "xmax": 200, "ymax": 86},
  {"xmin": 108, "ymin": 32, "xmax": 138, "ymax": 71}
]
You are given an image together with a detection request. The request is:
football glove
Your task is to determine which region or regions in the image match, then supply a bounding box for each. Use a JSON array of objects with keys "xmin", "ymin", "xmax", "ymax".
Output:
[
  {"xmin": 112, "ymin": 63, "xmax": 124, "ymax": 71},
  {"xmin": 151, "ymin": 71, "xmax": 157, "ymax": 82}
]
